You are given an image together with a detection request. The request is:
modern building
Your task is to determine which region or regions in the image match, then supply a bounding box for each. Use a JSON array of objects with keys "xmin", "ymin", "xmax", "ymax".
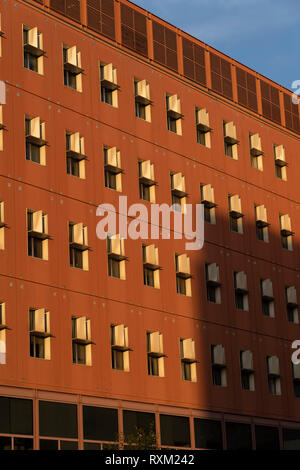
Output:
[{"xmin": 0, "ymin": 0, "xmax": 300, "ymax": 450}]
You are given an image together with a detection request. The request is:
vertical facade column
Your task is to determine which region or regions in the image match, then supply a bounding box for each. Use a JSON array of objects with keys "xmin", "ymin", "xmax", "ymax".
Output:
[
  {"xmin": 81, "ymin": 0, "xmax": 87, "ymax": 27},
  {"xmin": 205, "ymin": 48, "xmax": 211, "ymax": 90},
  {"xmin": 147, "ymin": 15, "xmax": 154, "ymax": 61},
  {"xmin": 231, "ymin": 64, "xmax": 238, "ymax": 103},
  {"xmin": 114, "ymin": 0, "xmax": 122, "ymax": 45},
  {"xmin": 189, "ymin": 415, "xmax": 195, "ymax": 449},
  {"xmin": 279, "ymin": 91, "xmax": 286, "ymax": 127},
  {"xmin": 34, "ymin": 391, "xmax": 39, "ymax": 450},
  {"xmin": 177, "ymin": 33, "xmax": 183, "ymax": 76},
  {"xmin": 78, "ymin": 397, "xmax": 84, "ymax": 450},
  {"xmin": 256, "ymin": 76, "xmax": 263, "ymax": 115}
]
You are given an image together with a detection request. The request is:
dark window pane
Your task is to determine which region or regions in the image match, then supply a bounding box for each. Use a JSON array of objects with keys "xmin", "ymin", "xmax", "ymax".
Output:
[
  {"xmin": 123, "ymin": 410, "xmax": 155, "ymax": 441},
  {"xmin": 14, "ymin": 437, "xmax": 33, "ymax": 450},
  {"xmin": 83, "ymin": 406, "xmax": 118, "ymax": 441},
  {"xmin": 160, "ymin": 414, "xmax": 190, "ymax": 447},
  {"xmin": 255, "ymin": 425, "xmax": 280, "ymax": 450},
  {"xmin": 39, "ymin": 401, "xmax": 78, "ymax": 438},
  {"xmin": 0, "ymin": 436, "xmax": 11, "ymax": 450},
  {"xmin": 84, "ymin": 441, "xmax": 100, "ymax": 450},
  {"xmin": 226, "ymin": 422, "xmax": 252, "ymax": 450},
  {"xmin": 10, "ymin": 398, "xmax": 33, "ymax": 435},
  {"xmin": 60, "ymin": 440, "xmax": 78, "ymax": 450},
  {"xmin": 39, "ymin": 439, "xmax": 59, "ymax": 450},
  {"xmin": 194, "ymin": 418, "xmax": 223, "ymax": 449},
  {"xmin": 283, "ymin": 428, "xmax": 300, "ymax": 450}
]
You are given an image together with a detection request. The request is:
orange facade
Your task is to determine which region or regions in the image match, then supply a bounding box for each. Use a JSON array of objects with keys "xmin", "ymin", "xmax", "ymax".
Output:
[{"xmin": 0, "ymin": 0, "xmax": 300, "ymax": 450}]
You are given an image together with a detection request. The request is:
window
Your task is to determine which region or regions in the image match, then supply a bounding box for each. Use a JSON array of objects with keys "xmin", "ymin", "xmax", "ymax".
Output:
[
  {"xmin": 180, "ymin": 338, "xmax": 197, "ymax": 382},
  {"xmin": 160, "ymin": 415, "xmax": 190, "ymax": 448},
  {"xmin": 228, "ymin": 194, "xmax": 243, "ymax": 233},
  {"xmin": 260, "ymin": 278, "xmax": 275, "ymax": 317},
  {"xmin": 0, "ymin": 396, "xmax": 33, "ymax": 435},
  {"xmin": 147, "ymin": 332, "xmax": 165, "ymax": 377},
  {"xmin": 280, "ymin": 214, "xmax": 293, "ymax": 250},
  {"xmin": 226, "ymin": 422, "xmax": 252, "ymax": 450},
  {"xmin": 23, "ymin": 26, "xmax": 44, "ymax": 74},
  {"xmin": 0, "ymin": 302, "xmax": 7, "ymax": 365},
  {"xmin": 292, "ymin": 363, "xmax": 300, "ymax": 398},
  {"xmin": 223, "ymin": 121, "xmax": 238, "ymax": 159},
  {"xmin": 194, "ymin": 419, "xmax": 223, "ymax": 450},
  {"xmin": 111, "ymin": 324, "xmax": 130, "ymax": 371},
  {"xmin": 196, "ymin": 108, "xmax": 211, "ymax": 147},
  {"xmin": 100, "ymin": 63, "xmax": 118, "ymax": 107},
  {"xmin": 283, "ymin": 429, "xmax": 300, "ymax": 450},
  {"xmin": 123, "ymin": 411, "xmax": 156, "ymax": 444},
  {"xmin": 255, "ymin": 425, "xmax": 280, "ymax": 450},
  {"xmin": 200, "ymin": 184, "xmax": 216, "ymax": 224},
  {"xmin": 240, "ymin": 350, "xmax": 254, "ymax": 391},
  {"xmin": 234, "ymin": 271, "xmax": 249, "ymax": 311},
  {"xmin": 266, "ymin": 356, "xmax": 281, "ymax": 395},
  {"xmin": 66, "ymin": 131, "xmax": 86, "ymax": 178},
  {"xmin": 274, "ymin": 144, "xmax": 287, "ymax": 180},
  {"xmin": 139, "ymin": 160, "xmax": 156, "ymax": 202},
  {"xmin": 175, "ymin": 254, "xmax": 192, "ymax": 296},
  {"xmin": 249, "ymin": 133, "xmax": 263, "ymax": 170},
  {"xmin": 134, "ymin": 79, "xmax": 151, "ymax": 121},
  {"xmin": 63, "ymin": 45, "xmax": 83, "ymax": 91},
  {"xmin": 72, "ymin": 317, "xmax": 92, "ymax": 365},
  {"xmin": 69, "ymin": 222, "xmax": 89, "ymax": 270},
  {"xmin": 0, "ymin": 201, "xmax": 6, "ymax": 250},
  {"xmin": 206, "ymin": 263, "xmax": 221, "ymax": 304},
  {"xmin": 83, "ymin": 406, "xmax": 118, "ymax": 442},
  {"xmin": 211, "ymin": 344, "xmax": 227, "ymax": 386},
  {"xmin": 29, "ymin": 308, "xmax": 51, "ymax": 359},
  {"xmin": 166, "ymin": 94, "xmax": 182, "ymax": 135},
  {"xmin": 39, "ymin": 401, "xmax": 77, "ymax": 439},
  {"xmin": 143, "ymin": 245, "xmax": 160, "ymax": 288},
  {"xmin": 255, "ymin": 204, "xmax": 269, "ymax": 242},
  {"xmin": 107, "ymin": 235, "xmax": 126, "ymax": 279},
  {"xmin": 25, "ymin": 116, "xmax": 47, "ymax": 165},
  {"xmin": 27, "ymin": 209, "xmax": 49, "ymax": 260},
  {"xmin": 171, "ymin": 172, "xmax": 187, "ymax": 212},
  {"xmin": 104, "ymin": 147, "xmax": 122, "ymax": 191},
  {"xmin": 286, "ymin": 286, "xmax": 299, "ymax": 323}
]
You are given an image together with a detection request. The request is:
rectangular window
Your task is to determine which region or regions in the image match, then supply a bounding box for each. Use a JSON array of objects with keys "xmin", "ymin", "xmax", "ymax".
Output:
[
  {"xmin": 29, "ymin": 308, "xmax": 51, "ymax": 360},
  {"xmin": 166, "ymin": 95, "xmax": 182, "ymax": 135},
  {"xmin": 104, "ymin": 147, "xmax": 122, "ymax": 191},
  {"xmin": 69, "ymin": 222, "xmax": 89, "ymax": 270},
  {"xmin": 194, "ymin": 419, "xmax": 222, "ymax": 450},
  {"xmin": 175, "ymin": 254, "xmax": 191, "ymax": 296},
  {"xmin": 39, "ymin": 401, "xmax": 78, "ymax": 439},
  {"xmin": 249, "ymin": 133, "xmax": 263, "ymax": 170},
  {"xmin": 107, "ymin": 236, "xmax": 126, "ymax": 279},
  {"xmin": 72, "ymin": 317, "xmax": 92, "ymax": 366},
  {"xmin": 160, "ymin": 415, "xmax": 190, "ymax": 448},
  {"xmin": 135, "ymin": 79, "xmax": 151, "ymax": 121},
  {"xmin": 100, "ymin": 63, "xmax": 118, "ymax": 107},
  {"xmin": 23, "ymin": 26, "xmax": 44, "ymax": 74},
  {"xmin": 27, "ymin": 210, "xmax": 49, "ymax": 260},
  {"xmin": 226, "ymin": 422, "xmax": 252, "ymax": 450},
  {"xmin": 111, "ymin": 324, "xmax": 130, "ymax": 372},
  {"xmin": 206, "ymin": 263, "xmax": 221, "ymax": 304},
  {"xmin": 147, "ymin": 332, "xmax": 165, "ymax": 377},
  {"xmin": 83, "ymin": 405, "xmax": 118, "ymax": 442},
  {"xmin": 63, "ymin": 45, "xmax": 83, "ymax": 92},
  {"xmin": 66, "ymin": 132, "xmax": 86, "ymax": 179}
]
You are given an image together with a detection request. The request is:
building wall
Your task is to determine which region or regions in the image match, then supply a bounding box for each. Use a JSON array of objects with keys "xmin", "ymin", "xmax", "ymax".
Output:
[{"xmin": 0, "ymin": 0, "xmax": 300, "ymax": 449}]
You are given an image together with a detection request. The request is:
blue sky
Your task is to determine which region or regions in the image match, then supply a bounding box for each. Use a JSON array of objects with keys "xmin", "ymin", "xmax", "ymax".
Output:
[{"xmin": 132, "ymin": 0, "xmax": 300, "ymax": 90}]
